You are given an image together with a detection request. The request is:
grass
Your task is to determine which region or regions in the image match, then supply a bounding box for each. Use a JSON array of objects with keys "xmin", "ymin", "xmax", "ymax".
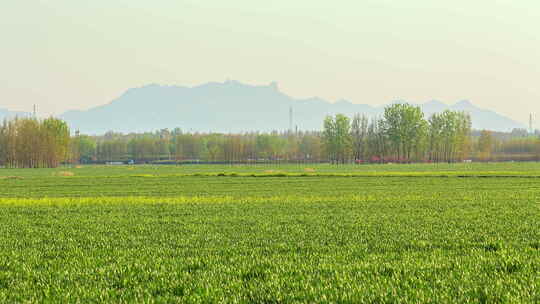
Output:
[{"xmin": 0, "ymin": 163, "xmax": 539, "ymax": 302}]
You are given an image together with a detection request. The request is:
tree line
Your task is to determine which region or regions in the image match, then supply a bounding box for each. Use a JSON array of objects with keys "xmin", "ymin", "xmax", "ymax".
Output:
[
  {"xmin": 2, "ymin": 103, "xmax": 540, "ymax": 168},
  {"xmin": 0, "ymin": 117, "xmax": 70, "ymax": 168},
  {"xmin": 323, "ymin": 103, "xmax": 472, "ymax": 163},
  {"xmin": 70, "ymin": 103, "xmax": 476, "ymax": 164}
]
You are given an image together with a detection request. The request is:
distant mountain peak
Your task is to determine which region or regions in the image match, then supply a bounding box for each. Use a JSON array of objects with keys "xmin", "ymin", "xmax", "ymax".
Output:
[
  {"xmin": 454, "ymin": 100, "xmax": 474, "ymax": 108},
  {"xmin": 424, "ymin": 100, "xmax": 446, "ymax": 106}
]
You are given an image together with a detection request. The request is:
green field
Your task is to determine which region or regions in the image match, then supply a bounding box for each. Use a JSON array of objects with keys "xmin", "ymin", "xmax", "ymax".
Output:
[{"xmin": 0, "ymin": 163, "xmax": 539, "ymax": 302}]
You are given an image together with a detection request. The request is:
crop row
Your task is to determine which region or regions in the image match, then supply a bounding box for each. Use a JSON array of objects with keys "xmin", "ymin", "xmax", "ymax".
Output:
[{"xmin": 2, "ymin": 162, "xmax": 540, "ymax": 178}]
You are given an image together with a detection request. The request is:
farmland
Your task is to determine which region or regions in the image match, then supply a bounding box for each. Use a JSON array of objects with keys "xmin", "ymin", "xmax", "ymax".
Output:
[{"xmin": 0, "ymin": 163, "xmax": 539, "ymax": 302}]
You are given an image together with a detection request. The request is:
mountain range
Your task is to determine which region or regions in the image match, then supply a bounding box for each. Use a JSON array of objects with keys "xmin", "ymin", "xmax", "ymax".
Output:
[{"xmin": 1, "ymin": 81, "xmax": 526, "ymax": 134}]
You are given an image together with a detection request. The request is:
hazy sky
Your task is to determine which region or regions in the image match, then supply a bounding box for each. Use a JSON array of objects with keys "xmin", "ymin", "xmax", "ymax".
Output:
[{"xmin": 1, "ymin": 1, "xmax": 539, "ymax": 125}]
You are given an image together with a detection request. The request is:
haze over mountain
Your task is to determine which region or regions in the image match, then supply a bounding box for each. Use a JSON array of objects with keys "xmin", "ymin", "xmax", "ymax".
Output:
[{"xmin": 57, "ymin": 81, "xmax": 525, "ymax": 135}]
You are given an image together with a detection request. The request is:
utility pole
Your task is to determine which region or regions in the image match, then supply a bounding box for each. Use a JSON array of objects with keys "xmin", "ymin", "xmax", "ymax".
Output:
[
  {"xmin": 530, "ymin": 113, "xmax": 534, "ymax": 135},
  {"xmin": 33, "ymin": 104, "xmax": 37, "ymax": 118},
  {"xmin": 289, "ymin": 106, "xmax": 293, "ymax": 133}
]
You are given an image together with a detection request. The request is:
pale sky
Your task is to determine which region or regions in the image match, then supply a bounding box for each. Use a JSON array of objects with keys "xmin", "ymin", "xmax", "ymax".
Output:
[{"xmin": 1, "ymin": 0, "xmax": 539, "ymax": 125}]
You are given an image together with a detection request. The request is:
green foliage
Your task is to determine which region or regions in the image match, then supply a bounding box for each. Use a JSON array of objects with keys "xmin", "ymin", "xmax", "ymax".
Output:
[
  {"xmin": 70, "ymin": 135, "xmax": 97, "ymax": 163},
  {"xmin": 383, "ymin": 103, "xmax": 428, "ymax": 161},
  {"xmin": 97, "ymin": 138, "xmax": 128, "ymax": 162},
  {"xmin": 323, "ymin": 114, "xmax": 352, "ymax": 163},
  {"xmin": 55, "ymin": 104, "xmax": 540, "ymax": 164},
  {"xmin": 351, "ymin": 114, "xmax": 369, "ymax": 161},
  {"xmin": 478, "ymin": 130, "xmax": 495, "ymax": 160},
  {"xmin": 0, "ymin": 117, "xmax": 70, "ymax": 168},
  {"xmin": 428, "ymin": 110, "xmax": 472, "ymax": 162}
]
